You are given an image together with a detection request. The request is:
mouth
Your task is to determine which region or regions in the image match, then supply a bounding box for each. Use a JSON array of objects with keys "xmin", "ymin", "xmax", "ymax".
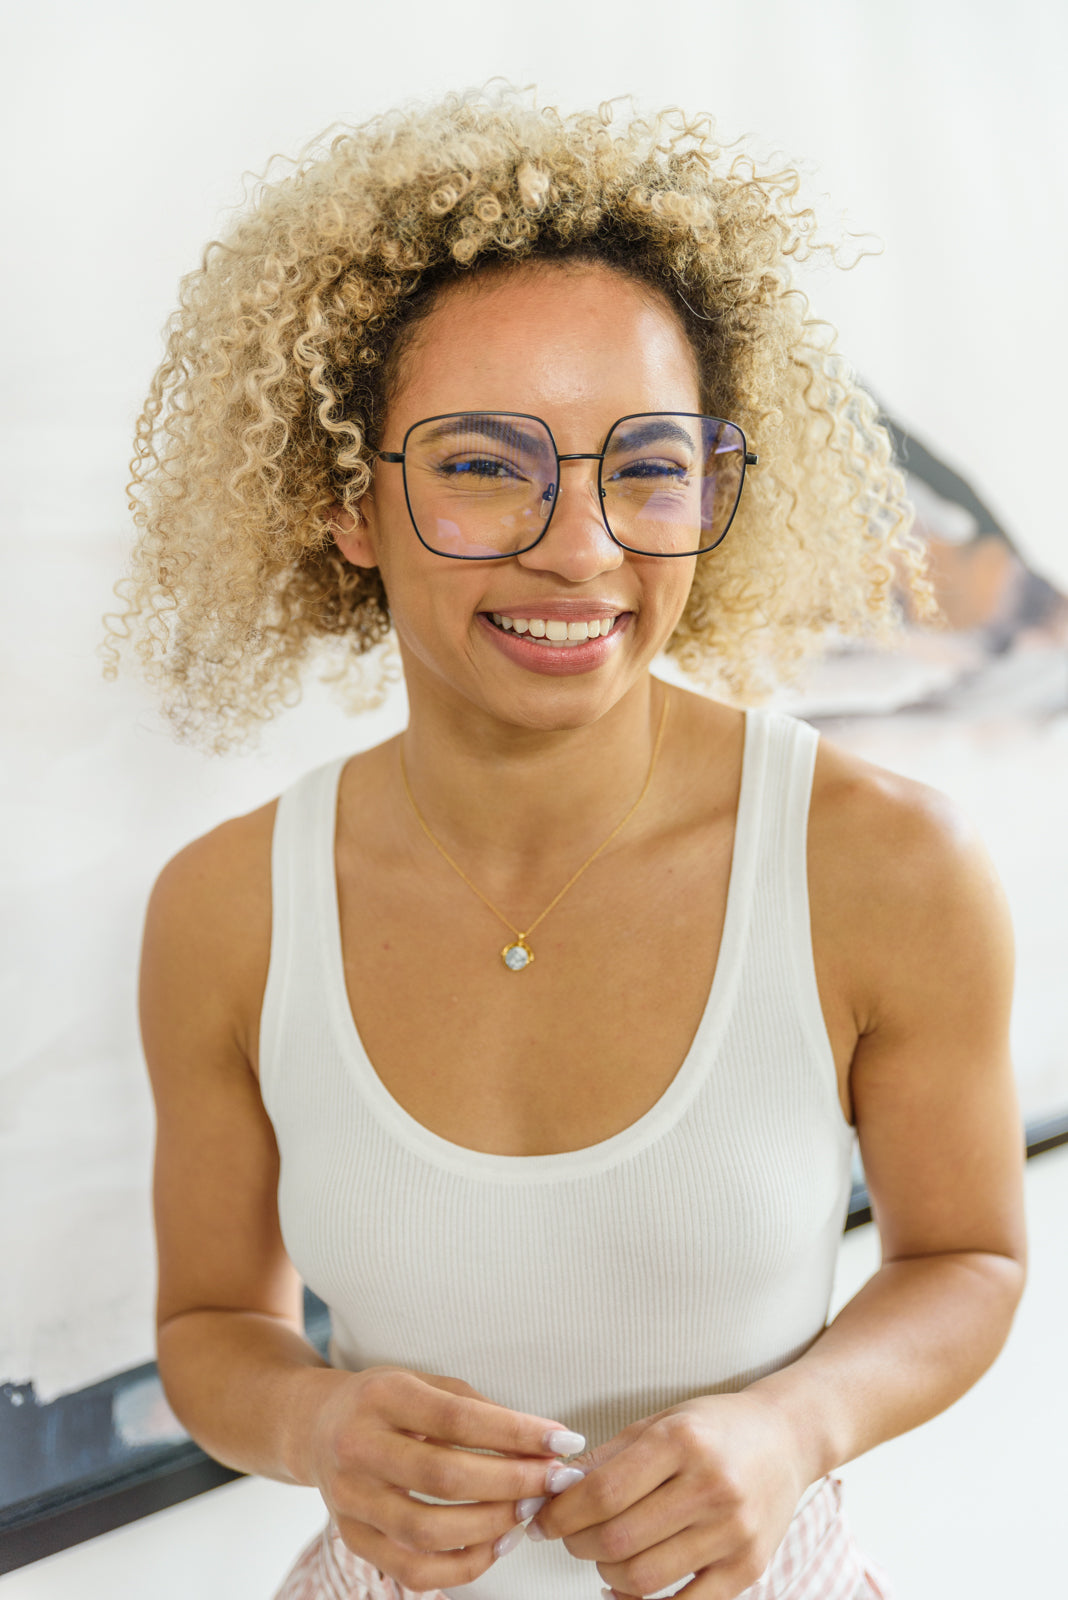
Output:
[{"xmin": 484, "ymin": 612, "xmax": 624, "ymax": 648}]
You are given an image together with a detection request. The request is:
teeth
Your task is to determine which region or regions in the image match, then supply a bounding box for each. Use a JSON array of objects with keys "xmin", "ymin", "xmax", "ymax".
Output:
[{"xmin": 489, "ymin": 614, "xmax": 618, "ymax": 642}]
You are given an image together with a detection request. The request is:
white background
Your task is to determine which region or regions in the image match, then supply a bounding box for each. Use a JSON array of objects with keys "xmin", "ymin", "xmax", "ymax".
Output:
[{"xmin": 2, "ymin": 0, "xmax": 1065, "ymax": 1405}]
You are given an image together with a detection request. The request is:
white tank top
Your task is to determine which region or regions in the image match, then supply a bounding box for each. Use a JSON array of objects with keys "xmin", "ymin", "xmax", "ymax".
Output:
[{"xmin": 259, "ymin": 707, "xmax": 857, "ymax": 1600}]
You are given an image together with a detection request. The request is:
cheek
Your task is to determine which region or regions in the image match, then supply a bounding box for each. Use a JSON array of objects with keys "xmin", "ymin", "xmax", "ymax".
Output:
[
  {"xmin": 676, "ymin": 563, "xmax": 698, "ymax": 613},
  {"xmin": 381, "ymin": 557, "xmax": 483, "ymax": 654},
  {"xmin": 637, "ymin": 559, "xmax": 697, "ymax": 626}
]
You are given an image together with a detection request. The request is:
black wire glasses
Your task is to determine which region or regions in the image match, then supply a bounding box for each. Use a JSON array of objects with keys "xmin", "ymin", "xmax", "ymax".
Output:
[{"xmin": 377, "ymin": 411, "xmax": 757, "ymax": 560}]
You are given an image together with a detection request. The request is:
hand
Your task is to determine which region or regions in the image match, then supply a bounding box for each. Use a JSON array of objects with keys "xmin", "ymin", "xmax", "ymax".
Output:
[
  {"xmin": 528, "ymin": 1391, "xmax": 808, "ymax": 1600},
  {"xmin": 307, "ymin": 1364, "xmax": 583, "ymax": 1592}
]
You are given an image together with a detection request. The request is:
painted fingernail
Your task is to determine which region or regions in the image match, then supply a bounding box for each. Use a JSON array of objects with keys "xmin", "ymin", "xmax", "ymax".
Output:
[
  {"xmin": 526, "ymin": 1519, "xmax": 546, "ymax": 1542},
  {"xmin": 547, "ymin": 1464, "xmax": 586, "ymax": 1493},
  {"xmin": 545, "ymin": 1428, "xmax": 586, "ymax": 1455},
  {"xmin": 493, "ymin": 1524, "xmax": 527, "ymax": 1559},
  {"xmin": 517, "ymin": 1496, "xmax": 547, "ymax": 1520}
]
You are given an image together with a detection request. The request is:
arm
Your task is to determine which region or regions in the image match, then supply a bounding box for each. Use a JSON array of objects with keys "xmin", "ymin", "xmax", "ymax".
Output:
[
  {"xmin": 533, "ymin": 760, "xmax": 1026, "ymax": 1599},
  {"xmin": 142, "ymin": 812, "xmax": 332, "ymax": 1485},
  {"xmin": 141, "ymin": 817, "xmax": 575, "ymax": 1589},
  {"xmin": 748, "ymin": 767, "xmax": 1026, "ymax": 1481}
]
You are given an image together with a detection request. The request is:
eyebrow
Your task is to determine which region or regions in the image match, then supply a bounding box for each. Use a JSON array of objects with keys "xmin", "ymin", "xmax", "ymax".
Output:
[
  {"xmin": 417, "ymin": 415, "xmax": 551, "ymax": 457},
  {"xmin": 608, "ymin": 418, "xmax": 699, "ymax": 452}
]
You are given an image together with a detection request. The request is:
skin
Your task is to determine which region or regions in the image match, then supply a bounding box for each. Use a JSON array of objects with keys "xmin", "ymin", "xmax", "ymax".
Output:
[{"xmin": 142, "ymin": 261, "xmax": 1026, "ymax": 1599}]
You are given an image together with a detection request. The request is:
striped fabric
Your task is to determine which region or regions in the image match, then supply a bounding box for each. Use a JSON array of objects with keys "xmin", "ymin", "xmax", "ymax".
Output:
[
  {"xmin": 735, "ymin": 1477, "xmax": 894, "ymax": 1600},
  {"xmin": 271, "ymin": 1476, "xmax": 893, "ymax": 1600}
]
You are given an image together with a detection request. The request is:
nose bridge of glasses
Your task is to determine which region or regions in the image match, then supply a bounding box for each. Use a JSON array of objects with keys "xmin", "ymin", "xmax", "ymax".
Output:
[
  {"xmin": 542, "ymin": 450, "xmax": 611, "ymax": 523},
  {"xmin": 520, "ymin": 449, "xmax": 615, "ymax": 568}
]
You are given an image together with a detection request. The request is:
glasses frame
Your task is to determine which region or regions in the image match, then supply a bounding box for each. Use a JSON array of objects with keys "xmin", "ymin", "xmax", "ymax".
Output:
[{"xmin": 377, "ymin": 410, "xmax": 758, "ymax": 561}]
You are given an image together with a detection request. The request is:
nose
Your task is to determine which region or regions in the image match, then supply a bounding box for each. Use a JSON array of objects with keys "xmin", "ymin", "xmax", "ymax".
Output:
[{"xmin": 516, "ymin": 458, "xmax": 624, "ymax": 581}]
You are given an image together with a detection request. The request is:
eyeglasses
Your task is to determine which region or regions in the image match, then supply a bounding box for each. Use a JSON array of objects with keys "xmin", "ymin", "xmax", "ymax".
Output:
[{"xmin": 377, "ymin": 411, "xmax": 757, "ymax": 560}]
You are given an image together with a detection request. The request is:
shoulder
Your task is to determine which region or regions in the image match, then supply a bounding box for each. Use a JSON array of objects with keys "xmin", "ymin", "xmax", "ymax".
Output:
[
  {"xmin": 809, "ymin": 728, "xmax": 972, "ymax": 877},
  {"xmin": 142, "ymin": 798, "xmax": 279, "ymax": 1070},
  {"xmin": 148, "ymin": 798, "xmax": 278, "ymax": 934},
  {"xmin": 807, "ymin": 729, "xmax": 1013, "ymax": 1035}
]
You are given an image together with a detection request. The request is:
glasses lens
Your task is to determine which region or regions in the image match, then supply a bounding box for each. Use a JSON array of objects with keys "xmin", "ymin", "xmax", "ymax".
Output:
[
  {"xmin": 600, "ymin": 415, "xmax": 747, "ymax": 555},
  {"xmin": 403, "ymin": 413, "xmax": 556, "ymax": 558}
]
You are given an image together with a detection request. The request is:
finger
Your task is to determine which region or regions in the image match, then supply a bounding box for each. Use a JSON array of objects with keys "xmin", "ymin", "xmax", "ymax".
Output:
[
  {"xmin": 556, "ymin": 1480, "xmax": 697, "ymax": 1564},
  {"xmin": 386, "ymin": 1433, "xmax": 566, "ymax": 1505},
  {"xmin": 406, "ymin": 1370, "xmax": 491, "ymax": 1395},
  {"xmin": 603, "ymin": 1550, "xmax": 772, "ymax": 1600},
  {"xmin": 368, "ymin": 1486, "xmax": 527, "ymax": 1554},
  {"xmin": 333, "ymin": 1515, "xmax": 500, "ymax": 1593},
  {"xmin": 381, "ymin": 1371, "xmax": 583, "ymax": 1460},
  {"xmin": 596, "ymin": 1523, "xmax": 749, "ymax": 1600},
  {"xmin": 533, "ymin": 1434, "xmax": 670, "ymax": 1541}
]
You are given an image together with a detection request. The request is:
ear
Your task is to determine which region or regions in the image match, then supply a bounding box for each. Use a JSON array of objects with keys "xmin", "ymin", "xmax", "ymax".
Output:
[{"xmin": 329, "ymin": 501, "xmax": 379, "ymax": 569}]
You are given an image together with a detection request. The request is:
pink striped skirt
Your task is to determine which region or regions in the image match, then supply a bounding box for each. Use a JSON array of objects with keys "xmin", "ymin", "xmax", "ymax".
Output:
[{"xmin": 271, "ymin": 1476, "xmax": 893, "ymax": 1600}]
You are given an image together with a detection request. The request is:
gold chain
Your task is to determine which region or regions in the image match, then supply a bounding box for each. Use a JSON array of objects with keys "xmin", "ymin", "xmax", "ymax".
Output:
[{"xmin": 398, "ymin": 688, "xmax": 670, "ymax": 969}]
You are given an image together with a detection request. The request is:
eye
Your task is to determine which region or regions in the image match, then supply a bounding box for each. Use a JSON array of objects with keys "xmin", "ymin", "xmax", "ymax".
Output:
[
  {"xmin": 609, "ymin": 456, "xmax": 691, "ymax": 483},
  {"xmin": 437, "ymin": 454, "xmax": 526, "ymax": 481}
]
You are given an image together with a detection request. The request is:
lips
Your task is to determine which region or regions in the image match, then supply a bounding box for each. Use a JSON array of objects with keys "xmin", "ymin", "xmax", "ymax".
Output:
[
  {"xmin": 476, "ymin": 609, "xmax": 630, "ymax": 675},
  {"xmin": 487, "ymin": 612, "xmax": 620, "ymax": 645}
]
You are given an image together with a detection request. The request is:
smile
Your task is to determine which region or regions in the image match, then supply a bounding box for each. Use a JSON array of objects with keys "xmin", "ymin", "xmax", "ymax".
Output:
[{"xmin": 487, "ymin": 613, "xmax": 620, "ymax": 646}]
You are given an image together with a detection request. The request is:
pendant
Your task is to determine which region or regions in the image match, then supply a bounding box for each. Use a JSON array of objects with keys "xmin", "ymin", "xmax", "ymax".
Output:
[{"xmin": 501, "ymin": 936, "xmax": 534, "ymax": 972}]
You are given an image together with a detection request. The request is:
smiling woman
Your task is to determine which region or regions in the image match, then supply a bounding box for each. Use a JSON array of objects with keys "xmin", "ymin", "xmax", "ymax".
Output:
[
  {"xmin": 104, "ymin": 87, "xmax": 1025, "ymax": 1600},
  {"xmin": 328, "ymin": 263, "xmax": 713, "ymax": 732},
  {"xmin": 99, "ymin": 89, "xmax": 932, "ymax": 752}
]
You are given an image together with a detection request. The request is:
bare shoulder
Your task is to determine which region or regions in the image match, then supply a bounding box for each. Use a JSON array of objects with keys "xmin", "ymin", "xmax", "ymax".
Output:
[
  {"xmin": 143, "ymin": 797, "xmax": 279, "ymax": 1074},
  {"xmin": 811, "ymin": 731, "xmax": 981, "ymax": 880},
  {"xmin": 808, "ymin": 732, "xmax": 1013, "ymax": 1027}
]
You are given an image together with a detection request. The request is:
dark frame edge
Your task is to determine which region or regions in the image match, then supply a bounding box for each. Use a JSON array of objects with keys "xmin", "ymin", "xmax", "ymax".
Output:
[{"xmin": 0, "ymin": 1450, "xmax": 241, "ymax": 1576}]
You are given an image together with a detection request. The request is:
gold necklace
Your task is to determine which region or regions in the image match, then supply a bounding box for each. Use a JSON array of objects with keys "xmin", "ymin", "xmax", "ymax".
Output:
[{"xmin": 398, "ymin": 690, "xmax": 670, "ymax": 971}]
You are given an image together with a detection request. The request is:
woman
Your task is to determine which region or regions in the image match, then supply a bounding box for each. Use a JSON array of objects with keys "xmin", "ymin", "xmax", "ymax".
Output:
[{"xmin": 108, "ymin": 91, "xmax": 1026, "ymax": 1600}]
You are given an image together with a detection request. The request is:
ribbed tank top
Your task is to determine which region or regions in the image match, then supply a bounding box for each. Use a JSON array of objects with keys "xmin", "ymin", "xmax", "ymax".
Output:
[{"xmin": 259, "ymin": 707, "xmax": 857, "ymax": 1600}]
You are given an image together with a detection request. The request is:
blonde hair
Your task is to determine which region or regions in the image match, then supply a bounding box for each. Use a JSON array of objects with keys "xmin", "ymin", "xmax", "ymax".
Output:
[{"xmin": 101, "ymin": 86, "xmax": 933, "ymax": 753}]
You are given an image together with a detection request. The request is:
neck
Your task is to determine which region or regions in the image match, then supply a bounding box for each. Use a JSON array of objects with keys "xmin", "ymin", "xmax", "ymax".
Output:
[{"xmin": 397, "ymin": 674, "xmax": 670, "ymax": 879}]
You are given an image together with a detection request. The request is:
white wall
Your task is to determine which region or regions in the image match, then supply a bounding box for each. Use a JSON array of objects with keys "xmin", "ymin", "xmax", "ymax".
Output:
[
  {"xmin": 4, "ymin": 0, "xmax": 1065, "ymax": 576},
  {"xmin": 2, "ymin": 0, "xmax": 1065, "ymax": 1398}
]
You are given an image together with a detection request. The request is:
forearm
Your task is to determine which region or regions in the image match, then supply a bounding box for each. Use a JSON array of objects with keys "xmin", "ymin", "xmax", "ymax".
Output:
[
  {"xmin": 156, "ymin": 1308, "xmax": 351, "ymax": 1485},
  {"xmin": 747, "ymin": 1249, "xmax": 1026, "ymax": 1486}
]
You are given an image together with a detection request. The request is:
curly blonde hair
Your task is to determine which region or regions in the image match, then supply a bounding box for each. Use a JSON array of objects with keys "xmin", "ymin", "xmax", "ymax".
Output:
[{"xmin": 101, "ymin": 85, "xmax": 933, "ymax": 753}]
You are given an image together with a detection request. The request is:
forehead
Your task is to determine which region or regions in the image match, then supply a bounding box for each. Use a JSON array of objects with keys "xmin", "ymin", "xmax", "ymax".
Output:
[{"xmin": 386, "ymin": 261, "xmax": 701, "ymax": 427}]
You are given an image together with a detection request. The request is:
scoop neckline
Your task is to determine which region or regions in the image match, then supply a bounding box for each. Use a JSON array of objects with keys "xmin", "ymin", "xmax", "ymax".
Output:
[{"xmin": 320, "ymin": 707, "xmax": 766, "ymax": 1183}]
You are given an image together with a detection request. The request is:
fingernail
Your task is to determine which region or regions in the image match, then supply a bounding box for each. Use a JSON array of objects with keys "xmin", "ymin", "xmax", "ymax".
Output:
[
  {"xmin": 517, "ymin": 1496, "xmax": 547, "ymax": 1520},
  {"xmin": 601, "ymin": 1589, "xmax": 617, "ymax": 1599},
  {"xmin": 545, "ymin": 1428, "xmax": 586, "ymax": 1455},
  {"xmin": 547, "ymin": 1464, "xmax": 586, "ymax": 1493},
  {"xmin": 493, "ymin": 1524, "xmax": 527, "ymax": 1559},
  {"xmin": 526, "ymin": 1519, "xmax": 546, "ymax": 1542}
]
